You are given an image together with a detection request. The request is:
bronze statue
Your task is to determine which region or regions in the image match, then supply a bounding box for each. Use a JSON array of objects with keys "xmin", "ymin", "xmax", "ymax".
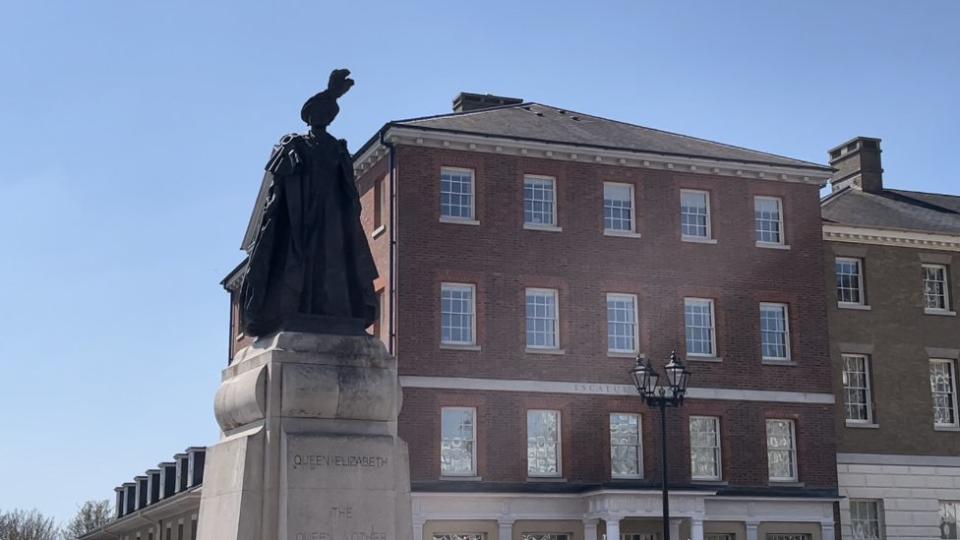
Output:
[{"xmin": 239, "ymin": 69, "xmax": 378, "ymax": 337}]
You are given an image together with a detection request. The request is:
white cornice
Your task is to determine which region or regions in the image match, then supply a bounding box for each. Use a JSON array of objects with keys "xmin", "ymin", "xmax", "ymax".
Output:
[
  {"xmin": 823, "ymin": 224, "xmax": 960, "ymax": 252},
  {"xmin": 399, "ymin": 376, "xmax": 834, "ymax": 405},
  {"xmin": 354, "ymin": 126, "xmax": 832, "ymax": 186}
]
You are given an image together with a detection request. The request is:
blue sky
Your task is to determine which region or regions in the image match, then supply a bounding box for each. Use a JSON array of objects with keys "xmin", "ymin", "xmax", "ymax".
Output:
[{"xmin": 0, "ymin": 0, "xmax": 957, "ymax": 523}]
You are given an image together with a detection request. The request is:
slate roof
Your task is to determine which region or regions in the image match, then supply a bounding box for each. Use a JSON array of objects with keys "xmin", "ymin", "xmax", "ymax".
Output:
[
  {"xmin": 822, "ymin": 187, "xmax": 960, "ymax": 235},
  {"xmin": 387, "ymin": 102, "xmax": 830, "ymax": 171}
]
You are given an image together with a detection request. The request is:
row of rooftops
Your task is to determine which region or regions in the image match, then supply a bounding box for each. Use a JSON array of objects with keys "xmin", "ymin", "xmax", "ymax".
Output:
[{"xmin": 112, "ymin": 447, "xmax": 205, "ymax": 520}]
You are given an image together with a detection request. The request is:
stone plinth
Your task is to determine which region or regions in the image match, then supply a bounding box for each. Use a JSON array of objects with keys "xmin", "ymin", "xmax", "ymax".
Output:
[{"xmin": 197, "ymin": 332, "xmax": 412, "ymax": 540}]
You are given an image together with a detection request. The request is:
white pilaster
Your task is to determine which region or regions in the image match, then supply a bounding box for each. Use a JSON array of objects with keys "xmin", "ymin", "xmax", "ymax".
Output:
[
  {"xmin": 413, "ymin": 517, "xmax": 426, "ymax": 540},
  {"xmin": 821, "ymin": 521, "xmax": 835, "ymax": 540},
  {"xmin": 669, "ymin": 519, "xmax": 681, "ymax": 540},
  {"xmin": 745, "ymin": 521, "xmax": 759, "ymax": 540},
  {"xmin": 604, "ymin": 516, "xmax": 621, "ymax": 540},
  {"xmin": 584, "ymin": 519, "xmax": 599, "ymax": 540},
  {"xmin": 690, "ymin": 518, "xmax": 704, "ymax": 540},
  {"xmin": 498, "ymin": 518, "xmax": 515, "ymax": 540}
]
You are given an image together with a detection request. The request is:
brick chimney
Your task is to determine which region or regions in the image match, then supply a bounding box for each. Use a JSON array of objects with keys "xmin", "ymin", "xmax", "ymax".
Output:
[
  {"xmin": 452, "ymin": 92, "xmax": 523, "ymax": 113},
  {"xmin": 828, "ymin": 136, "xmax": 883, "ymax": 193}
]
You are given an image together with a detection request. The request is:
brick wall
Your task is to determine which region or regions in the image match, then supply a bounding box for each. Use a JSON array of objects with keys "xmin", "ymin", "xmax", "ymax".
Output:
[
  {"xmin": 400, "ymin": 388, "xmax": 838, "ymax": 489},
  {"xmin": 391, "ymin": 145, "xmax": 837, "ymax": 491},
  {"xmin": 825, "ymin": 241, "xmax": 960, "ymax": 456}
]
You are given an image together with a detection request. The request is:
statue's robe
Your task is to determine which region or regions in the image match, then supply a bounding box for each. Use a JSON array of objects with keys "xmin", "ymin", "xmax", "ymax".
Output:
[{"xmin": 240, "ymin": 131, "xmax": 378, "ymax": 336}]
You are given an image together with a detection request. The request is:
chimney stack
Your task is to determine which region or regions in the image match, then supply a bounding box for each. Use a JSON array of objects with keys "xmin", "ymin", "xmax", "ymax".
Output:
[
  {"xmin": 828, "ymin": 136, "xmax": 883, "ymax": 193},
  {"xmin": 452, "ymin": 92, "xmax": 523, "ymax": 113}
]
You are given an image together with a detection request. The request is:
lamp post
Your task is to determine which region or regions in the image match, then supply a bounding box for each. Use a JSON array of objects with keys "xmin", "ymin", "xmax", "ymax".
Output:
[{"xmin": 629, "ymin": 351, "xmax": 691, "ymax": 540}]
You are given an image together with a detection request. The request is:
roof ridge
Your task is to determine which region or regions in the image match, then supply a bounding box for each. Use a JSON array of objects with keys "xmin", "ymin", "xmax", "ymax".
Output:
[
  {"xmin": 820, "ymin": 185, "xmax": 853, "ymax": 207},
  {"xmin": 523, "ymin": 103, "xmax": 829, "ymax": 169},
  {"xmin": 393, "ymin": 101, "xmax": 533, "ymax": 125},
  {"xmin": 887, "ymin": 187, "xmax": 960, "ymax": 200}
]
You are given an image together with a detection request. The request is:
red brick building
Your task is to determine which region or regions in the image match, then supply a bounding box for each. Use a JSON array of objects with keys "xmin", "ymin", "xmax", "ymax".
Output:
[{"xmin": 223, "ymin": 94, "xmax": 840, "ymax": 540}]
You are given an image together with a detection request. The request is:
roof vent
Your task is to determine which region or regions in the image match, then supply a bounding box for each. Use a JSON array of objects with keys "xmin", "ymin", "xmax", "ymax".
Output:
[{"xmin": 452, "ymin": 93, "xmax": 523, "ymax": 113}]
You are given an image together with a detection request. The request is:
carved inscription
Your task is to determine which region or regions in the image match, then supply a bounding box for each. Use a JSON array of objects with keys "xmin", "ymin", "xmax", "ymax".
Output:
[{"xmin": 291, "ymin": 454, "xmax": 389, "ymax": 470}]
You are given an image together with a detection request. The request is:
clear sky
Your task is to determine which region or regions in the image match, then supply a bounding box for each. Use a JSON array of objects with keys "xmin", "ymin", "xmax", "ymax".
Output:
[{"xmin": 0, "ymin": 0, "xmax": 957, "ymax": 523}]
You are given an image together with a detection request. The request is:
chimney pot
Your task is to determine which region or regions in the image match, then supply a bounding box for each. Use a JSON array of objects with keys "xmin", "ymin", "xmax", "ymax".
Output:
[
  {"xmin": 452, "ymin": 92, "xmax": 523, "ymax": 113},
  {"xmin": 828, "ymin": 136, "xmax": 883, "ymax": 193}
]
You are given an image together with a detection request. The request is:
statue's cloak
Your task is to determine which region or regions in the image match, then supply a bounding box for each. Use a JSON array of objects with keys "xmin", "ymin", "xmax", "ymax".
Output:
[{"xmin": 240, "ymin": 132, "xmax": 378, "ymax": 336}]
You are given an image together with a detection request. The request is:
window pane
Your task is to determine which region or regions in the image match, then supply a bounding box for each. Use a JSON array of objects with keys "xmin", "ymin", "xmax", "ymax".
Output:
[
  {"xmin": 441, "ymin": 285, "xmax": 474, "ymax": 345},
  {"xmin": 689, "ymin": 416, "xmax": 720, "ymax": 480},
  {"xmin": 842, "ymin": 355, "xmax": 872, "ymax": 422},
  {"xmin": 685, "ymin": 299, "xmax": 715, "ymax": 356},
  {"xmin": 441, "ymin": 169, "xmax": 474, "ymax": 219},
  {"xmin": 836, "ymin": 259, "xmax": 864, "ymax": 304},
  {"xmin": 941, "ymin": 501, "xmax": 959, "ymax": 540},
  {"xmin": 607, "ymin": 295, "xmax": 637, "ymax": 352},
  {"xmin": 850, "ymin": 500, "xmax": 882, "ymax": 540},
  {"xmin": 526, "ymin": 290, "xmax": 558, "ymax": 348},
  {"xmin": 755, "ymin": 197, "xmax": 782, "ymax": 244},
  {"xmin": 524, "ymin": 177, "xmax": 556, "ymax": 226},
  {"xmin": 604, "ymin": 183, "xmax": 633, "ymax": 232},
  {"xmin": 610, "ymin": 413, "xmax": 641, "ymax": 477},
  {"xmin": 441, "ymin": 408, "xmax": 475, "ymax": 475},
  {"xmin": 761, "ymin": 304, "xmax": 789, "ymax": 360},
  {"xmin": 931, "ymin": 360, "xmax": 958, "ymax": 427},
  {"xmin": 766, "ymin": 419, "xmax": 797, "ymax": 481},
  {"xmin": 434, "ymin": 535, "xmax": 486, "ymax": 540},
  {"xmin": 527, "ymin": 411, "xmax": 560, "ymax": 476},
  {"xmin": 924, "ymin": 265, "xmax": 949, "ymax": 310},
  {"xmin": 681, "ymin": 191, "xmax": 709, "ymax": 238}
]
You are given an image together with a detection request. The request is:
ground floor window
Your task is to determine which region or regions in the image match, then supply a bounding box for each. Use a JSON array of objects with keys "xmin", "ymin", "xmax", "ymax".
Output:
[
  {"xmin": 767, "ymin": 536, "xmax": 812, "ymax": 540},
  {"xmin": 942, "ymin": 500, "xmax": 960, "ymax": 539},
  {"xmin": 850, "ymin": 499, "xmax": 883, "ymax": 539},
  {"xmin": 623, "ymin": 535, "xmax": 657, "ymax": 540},
  {"xmin": 433, "ymin": 534, "xmax": 486, "ymax": 540},
  {"xmin": 706, "ymin": 535, "xmax": 735, "ymax": 540},
  {"xmin": 521, "ymin": 534, "xmax": 570, "ymax": 540}
]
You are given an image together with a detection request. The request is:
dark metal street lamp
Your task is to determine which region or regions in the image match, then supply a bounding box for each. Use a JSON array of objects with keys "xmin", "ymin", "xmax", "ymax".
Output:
[{"xmin": 629, "ymin": 351, "xmax": 691, "ymax": 540}]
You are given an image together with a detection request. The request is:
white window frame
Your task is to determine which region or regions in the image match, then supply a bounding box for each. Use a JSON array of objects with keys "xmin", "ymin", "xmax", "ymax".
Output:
[
  {"xmin": 759, "ymin": 302, "xmax": 791, "ymax": 362},
  {"xmin": 754, "ymin": 196, "xmax": 786, "ymax": 247},
  {"xmin": 523, "ymin": 175, "xmax": 559, "ymax": 230},
  {"xmin": 603, "ymin": 182, "xmax": 637, "ymax": 235},
  {"xmin": 606, "ymin": 293, "xmax": 639, "ymax": 354},
  {"xmin": 766, "ymin": 419, "xmax": 798, "ymax": 482},
  {"xmin": 440, "ymin": 407, "xmax": 477, "ymax": 477},
  {"xmin": 525, "ymin": 288, "xmax": 560, "ymax": 350},
  {"xmin": 923, "ymin": 264, "xmax": 952, "ymax": 313},
  {"xmin": 849, "ymin": 499, "xmax": 885, "ymax": 540},
  {"xmin": 841, "ymin": 354, "xmax": 874, "ymax": 425},
  {"xmin": 836, "ymin": 257, "xmax": 867, "ymax": 308},
  {"xmin": 440, "ymin": 283, "xmax": 477, "ymax": 347},
  {"xmin": 684, "ymin": 298, "xmax": 716, "ymax": 358},
  {"xmin": 609, "ymin": 413, "xmax": 643, "ymax": 479},
  {"xmin": 440, "ymin": 167, "xmax": 477, "ymax": 223},
  {"xmin": 930, "ymin": 358, "xmax": 960, "ymax": 429},
  {"xmin": 680, "ymin": 189, "xmax": 713, "ymax": 241},
  {"xmin": 433, "ymin": 534, "xmax": 487, "ymax": 540},
  {"xmin": 527, "ymin": 409, "xmax": 562, "ymax": 478},
  {"xmin": 689, "ymin": 415, "xmax": 722, "ymax": 481}
]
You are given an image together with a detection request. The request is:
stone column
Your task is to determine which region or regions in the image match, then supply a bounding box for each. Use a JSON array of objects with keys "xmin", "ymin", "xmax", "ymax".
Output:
[
  {"xmin": 669, "ymin": 519, "xmax": 681, "ymax": 540},
  {"xmin": 690, "ymin": 518, "xmax": 704, "ymax": 540},
  {"xmin": 604, "ymin": 516, "xmax": 621, "ymax": 540},
  {"xmin": 498, "ymin": 518, "xmax": 515, "ymax": 540},
  {"xmin": 412, "ymin": 517, "xmax": 426, "ymax": 540},
  {"xmin": 583, "ymin": 519, "xmax": 599, "ymax": 540},
  {"xmin": 745, "ymin": 521, "xmax": 759, "ymax": 540}
]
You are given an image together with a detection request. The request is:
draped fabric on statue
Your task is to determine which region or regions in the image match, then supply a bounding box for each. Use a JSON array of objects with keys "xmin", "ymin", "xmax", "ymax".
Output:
[{"xmin": 240, "ymin": 131, "xmax": 378, "ymax": 337}]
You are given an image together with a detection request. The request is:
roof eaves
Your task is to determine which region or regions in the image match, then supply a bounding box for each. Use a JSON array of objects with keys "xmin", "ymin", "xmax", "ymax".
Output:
[{"xmin": 388, "ymin": 124, "xmax": 834, "ymax": 172}]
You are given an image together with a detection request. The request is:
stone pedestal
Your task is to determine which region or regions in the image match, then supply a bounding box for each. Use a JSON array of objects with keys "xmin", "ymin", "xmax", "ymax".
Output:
[{"xmin": 197, "ymin": 332, "xmax": 413, "ymax": 540}]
